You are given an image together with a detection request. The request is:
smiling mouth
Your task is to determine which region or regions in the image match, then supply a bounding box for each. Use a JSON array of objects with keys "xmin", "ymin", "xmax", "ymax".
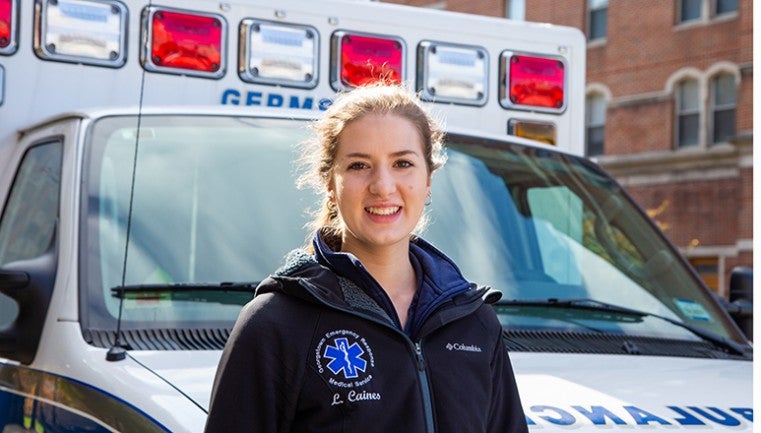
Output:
[{"xmin": 366, "ymin": 206, "xmax": 401, "ymax": 216}]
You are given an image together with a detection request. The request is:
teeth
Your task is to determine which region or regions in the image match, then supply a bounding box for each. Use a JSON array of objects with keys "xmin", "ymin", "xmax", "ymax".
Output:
[{"xmin": 366, "ymin": 206, "xmax": 400, "ymax": 216}]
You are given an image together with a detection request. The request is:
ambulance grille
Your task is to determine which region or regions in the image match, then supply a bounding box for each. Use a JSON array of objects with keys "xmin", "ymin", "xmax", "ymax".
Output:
[
  {"xmin": 502, "ymin": 329, "xmax": 752, "ymax": 360},
  {"xmin": 83, "ymin": 328, "xmax": 231, "ymax": 350}
]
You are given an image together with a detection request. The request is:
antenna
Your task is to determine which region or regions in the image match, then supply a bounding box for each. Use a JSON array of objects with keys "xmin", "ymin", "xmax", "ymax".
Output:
[
  {"xmin": 106, "ymin": 2, "xmax": 151, "ymax": 360},
  {"xmin": 106, "ymin": 286, "xmax": 127, "ymax": 361}
]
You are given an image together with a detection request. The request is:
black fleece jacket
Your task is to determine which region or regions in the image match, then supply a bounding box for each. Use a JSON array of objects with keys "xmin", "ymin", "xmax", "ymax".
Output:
[{"xmin": 204, "ymin": 237, "xmax": 528, "ymax": 433}]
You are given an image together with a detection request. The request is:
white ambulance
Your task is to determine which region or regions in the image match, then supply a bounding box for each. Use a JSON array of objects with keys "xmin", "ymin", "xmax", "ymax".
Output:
[{"xmin": 0, "ymin": 0, "xmax": 752, "ymax": 432}]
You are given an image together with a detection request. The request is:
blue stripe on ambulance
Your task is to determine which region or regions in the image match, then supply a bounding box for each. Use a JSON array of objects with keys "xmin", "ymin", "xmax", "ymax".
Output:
[{"xmin": 0, "ymin": 362, "xmax": 170, "ymax": 433}]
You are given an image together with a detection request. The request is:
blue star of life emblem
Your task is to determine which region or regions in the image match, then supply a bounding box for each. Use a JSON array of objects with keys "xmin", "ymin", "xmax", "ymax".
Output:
[{"xmin": 323, "ymin": 337, "xmax": 367, "ymax": 379}]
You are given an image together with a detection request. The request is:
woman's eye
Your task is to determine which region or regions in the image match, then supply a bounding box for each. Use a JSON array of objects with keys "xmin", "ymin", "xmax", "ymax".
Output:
[
  {"xmin": 348, "ymin": 161, "xmax": 367, "ymax": 170},
  {"xmin": 395, "ymin": 160, "xmax": 414, "ymax": 168}
]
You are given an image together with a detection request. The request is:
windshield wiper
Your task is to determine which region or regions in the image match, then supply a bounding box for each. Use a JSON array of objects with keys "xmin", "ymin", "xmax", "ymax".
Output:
[
  {"xmin": 110, "ymin": 281, "xmax": 259, "ymax": 305},
  {"xmin": 500, "ymin": 298, "xmax": 748, "ymax": 356},
  {"xmin": 105, "ymin": 282, "xmax": 258, "ymax": 362}
]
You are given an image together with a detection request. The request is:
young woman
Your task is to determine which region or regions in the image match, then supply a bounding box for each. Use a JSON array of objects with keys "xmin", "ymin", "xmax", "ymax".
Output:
[{"xmin": 204, "ymin": 85, "xmax": 528, "ymax": 433}]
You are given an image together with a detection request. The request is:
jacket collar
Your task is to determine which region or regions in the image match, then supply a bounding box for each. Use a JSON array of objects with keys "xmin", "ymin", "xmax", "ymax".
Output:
[
  {"xmin": 311, "ymin": 229, "xmax": 473, "ymax": 336},
  {"xmin": 258, "ymin": 241, "xmax": 493, "ymax": 339}
]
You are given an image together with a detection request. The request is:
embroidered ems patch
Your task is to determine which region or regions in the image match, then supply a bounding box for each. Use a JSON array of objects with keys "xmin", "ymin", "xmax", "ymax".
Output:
[{"xmin": 315, "ymin": 329, "xmax": 375, "ymax": 388}]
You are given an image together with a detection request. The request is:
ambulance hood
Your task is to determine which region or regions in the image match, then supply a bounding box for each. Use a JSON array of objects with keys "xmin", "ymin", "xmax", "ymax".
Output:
[{"xmin": 130, "ymin": 351, "xmax": 754, "ymax": 431}]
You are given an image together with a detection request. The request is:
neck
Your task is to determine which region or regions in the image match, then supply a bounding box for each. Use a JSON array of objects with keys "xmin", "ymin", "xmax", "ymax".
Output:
[
  {"xmin": 341, "ymin": 239, "xmax": 412, "ymax": 285},
  {"xmin": 341, "ymin": 238, "xmax": 417, "ymax": 327}
]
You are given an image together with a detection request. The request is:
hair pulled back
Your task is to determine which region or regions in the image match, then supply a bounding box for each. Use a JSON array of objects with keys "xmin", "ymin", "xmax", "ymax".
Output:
[{"xmin": 298, "ymin": 84, "xmax": 446, "ymax": 243}]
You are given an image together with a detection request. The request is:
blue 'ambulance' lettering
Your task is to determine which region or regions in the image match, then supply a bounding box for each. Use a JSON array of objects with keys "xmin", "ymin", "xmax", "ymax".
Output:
[
  {"xmin": 731, "ymin": 407, "xmax": 754, "ymax": 422},
  {"xmin": 530, "ymin": 406, "xmax": 575, "ymax": 425},
  {"xmin": 523, "ymin": 404, "xmax": 753, "ymax": 428},
  {"xmin": 688, "ymin": 407, "xmax": 741, "ymax": 426},
  {"xmin": 668, "ymin": 406, "xmax": 706, "ymax": 425},
  {"xmin": 572, "ymin": 405, "xmax": 627, "ymax": 425},
  {"xmin": 623, "ymin": 405, "xmax": 672, "ymax": 425}
]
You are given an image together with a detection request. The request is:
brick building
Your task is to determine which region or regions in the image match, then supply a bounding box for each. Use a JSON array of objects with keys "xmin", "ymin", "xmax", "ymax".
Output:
[{"xmin": 383, "ymin": 0, "xmax": 753, "ymax": 299}]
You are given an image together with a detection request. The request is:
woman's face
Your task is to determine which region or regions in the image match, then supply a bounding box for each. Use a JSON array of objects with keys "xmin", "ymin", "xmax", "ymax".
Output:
[{"xmin": 330, "ymin": 113, "xmax": 430, "ymax": 255}]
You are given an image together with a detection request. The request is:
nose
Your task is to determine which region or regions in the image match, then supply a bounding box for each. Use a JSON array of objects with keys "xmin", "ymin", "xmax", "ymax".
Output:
[{"xmin": 368, "ymin": 166, "xmax": 396, "ymax": 197}]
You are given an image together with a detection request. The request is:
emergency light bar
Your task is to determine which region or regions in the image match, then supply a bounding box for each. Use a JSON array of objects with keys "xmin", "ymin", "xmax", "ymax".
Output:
[
  {"xmin": 500, "ymin": 52, "xmax": 566, "ymax": 113},
  {"xmin": 331, "ymin": 30, "xmax": 404, "ymax": 91},
  {"xmin": 33, "ymin": 0, "xmax": 127, "ymax": 67},
  {"xmin": 142, "ymin": 6, "xmax": 226, "ymax": 79},
  {"xmin": 417, "ymin": 41, "xmax": 487, "ymax": 106},
  {"xmin": 0, "ymin": 0, "xmax": 17, "ymax": 55},
  {"xmin": 239, "ymin": 19, "xmax": 318, "ymax": 89}
]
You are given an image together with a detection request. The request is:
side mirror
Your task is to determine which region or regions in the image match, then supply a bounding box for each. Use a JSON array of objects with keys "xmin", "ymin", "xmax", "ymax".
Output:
[
  {"xmin": 726, "ymin": 266, "xmax": 753, "ymax": 341},
  {"xmin": 0, "ymin": 248, "xmax": 57, "ymax": 364}
]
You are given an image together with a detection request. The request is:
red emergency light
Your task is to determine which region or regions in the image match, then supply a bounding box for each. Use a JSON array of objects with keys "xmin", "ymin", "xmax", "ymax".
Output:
[
  {"xmin": 145, "ymin": 8, "xmax": 225, "ymax": 78},
  {"xmin": 0, "ymin": 0, "xmax": 16, "ymax": 54},
  {"xmin": 504, "ymin": 54, "xmax": 565, "ymax": 111},
  {"xmin": 332, "ymin": 31, "xmax": 404, "ymax": 90}
]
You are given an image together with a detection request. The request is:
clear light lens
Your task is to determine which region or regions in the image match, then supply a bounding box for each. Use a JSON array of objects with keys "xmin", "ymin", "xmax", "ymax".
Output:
[
  {"xmin": 332, "ymin": 31, "xmax": 404, "ymax": 90},
  {"xmin": 508, "ymin": 119, "xmax": 556, "ymax": 145},
  {"xmin": 241, "ymin": 20, "xmax": 317, "ymax": 88},
  {"xmin": 419, "ymin": 42, "xmax": 487, "ymax": 105},
  {"xmin": 508, "ymin": 54, "xmax": 565, "ymax": 109},
  {"xmin": 148, "ymin": 8, "xmax": 225, "ymax": 76},
  {"xmin": 39, "ymin": 0, "xmax": 125, "ymax": 64}
]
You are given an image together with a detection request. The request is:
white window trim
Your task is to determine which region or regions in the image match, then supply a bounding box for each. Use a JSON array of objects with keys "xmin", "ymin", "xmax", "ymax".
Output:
[
  {"xmin": 675, "ymin": 0, "xmax": 738, "ymax": 28},
  {"xmin": 675, "ymin": 80, "xmax": 701, "ymax": 148},
  {"xmin": 587, "ymin": 0, "xmax": 608, "ymax": 42},
  {"xmin": 585, "ymin": 84, "xmax": 611, "ymax": 156},
  {"xmin": 665, "ymin": 64, "xmax": 740, "ymax": 150},
  {"xmin": 706, "ymin": 63, "xmax": 740, "ymax": 145}
]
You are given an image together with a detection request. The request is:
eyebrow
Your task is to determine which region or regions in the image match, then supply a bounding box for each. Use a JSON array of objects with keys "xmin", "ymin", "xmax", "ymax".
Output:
[{"xmin": 343, "ymin": 150, "xmax": 421, "ymax": 159}]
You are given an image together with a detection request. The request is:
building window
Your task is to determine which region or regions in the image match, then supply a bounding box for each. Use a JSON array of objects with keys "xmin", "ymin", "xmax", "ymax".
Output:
[
  {"xmin": 588, "ymin": 0, "xmax": 607, "ymax": 41},
  {"xmin": 679, "ymin": 0, "xmax": 737, "ymax": 23},
  {"xmin": 689, "ymin": 257, "xmax": 719, "ymax": 293},
  {"xmin": 715, "ymin": 0, "xmax": 738, "ymax": 15},
  {"xmin": 585, "ymin": 93, "xmax": 605, "ymax": 156},
  {"xmin": 676, "ymin": 79, "xmax": 700, "ymax": 148},
  {"xmin": 506, "ymin": 0, "xmax": 525, "ymax": 20},
  {"xmin": 679, "ymin": 0, "xmax": 702, "ymax": 22},
  {"xmin": 710, "ymin": 74, "xmax": 736, "ymax": 143}
]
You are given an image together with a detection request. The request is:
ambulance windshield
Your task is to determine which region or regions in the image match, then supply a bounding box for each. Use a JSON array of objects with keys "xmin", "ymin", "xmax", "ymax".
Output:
[{"xmin": 80, "ymin": 115, "xmax": 745, "ymax": 349}]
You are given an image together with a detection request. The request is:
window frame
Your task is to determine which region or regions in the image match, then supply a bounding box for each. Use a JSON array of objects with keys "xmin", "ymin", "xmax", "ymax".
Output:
[
  {"xmin": 674, "ymin": 79, "xmax": 701, "ymax": 148},
  {"xmin": 587, "ymin": 0, "xmax": 608, "ymax": 42},
  {"xmin": 585, "ymin": 93, "xmax": 606, "ymax": 156},
  {"xmin": 0, "ymin": 140, "xmax": 63, "ymax": 331},
  {"xmin": 713, "ymin": 0, "xmax": 738, "ymax": 17},
  {"xmin": 709, "ymin": 73, "xmax": 737, "ymax": 144},
  {"xmin": 677, "ymin": 0, "xmax": 738, "ymax": 25},
  {"xmin": 505, "ymin": 0, "xmax": 526, "ymax": 21},
  {"xmin": 0, "ymin": 140, "xmax": 64, "ymax": 266}
]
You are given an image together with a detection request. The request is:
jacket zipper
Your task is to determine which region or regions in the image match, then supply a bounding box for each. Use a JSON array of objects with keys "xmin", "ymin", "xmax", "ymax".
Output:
[{"xmin": 415, "ymin": 341, "xmax": 436, "ymax": 433}]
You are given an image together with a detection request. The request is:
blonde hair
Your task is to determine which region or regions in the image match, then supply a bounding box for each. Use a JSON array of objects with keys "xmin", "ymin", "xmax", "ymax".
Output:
[{"xmin": 298, "ymin": 84, "xmax": 446, "ymax": 247}]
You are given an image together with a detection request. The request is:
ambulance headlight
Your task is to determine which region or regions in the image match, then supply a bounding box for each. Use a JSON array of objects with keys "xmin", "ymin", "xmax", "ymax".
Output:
[
  {"xmin": 34, "ymin": 0, "xmax": 127, "ymax": 67},
  {"xmin": 239, "ymin": 19, "xmax": 318, "ymax": 89},
  {"xmin": 417, "ymin": 41, "xmax": 488, "ymax": 106}
]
